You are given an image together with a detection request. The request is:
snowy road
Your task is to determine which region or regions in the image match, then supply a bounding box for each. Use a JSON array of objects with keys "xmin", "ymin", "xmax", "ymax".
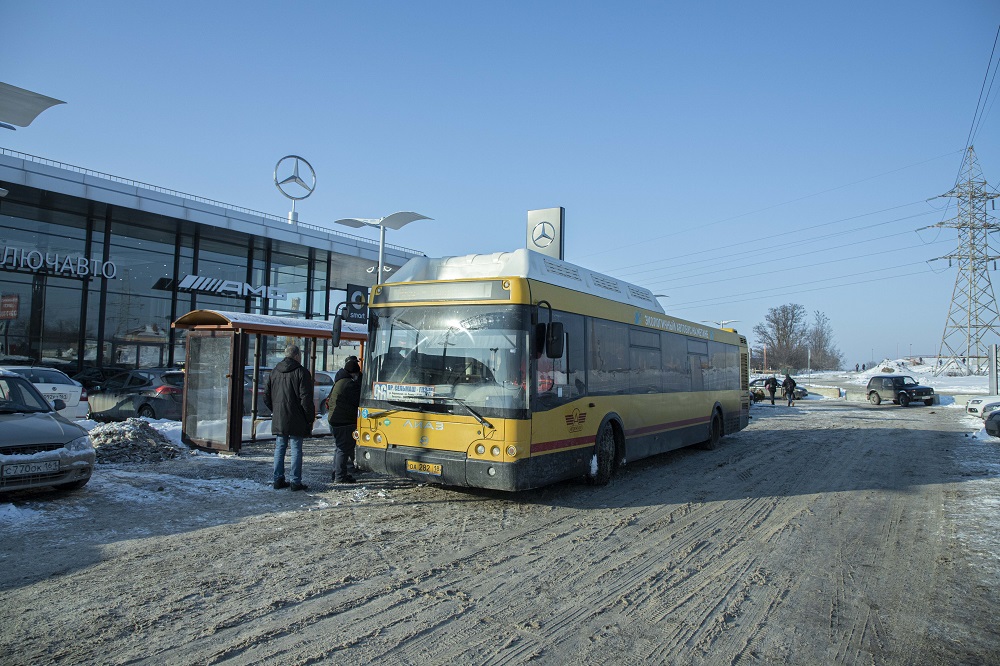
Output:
[{"xmin": 1, "ymin": 399, "xmax": 998, "ymax": 664}]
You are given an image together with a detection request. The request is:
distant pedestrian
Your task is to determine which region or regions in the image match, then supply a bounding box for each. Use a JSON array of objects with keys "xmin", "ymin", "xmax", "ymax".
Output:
[
  {"xmin": 782, "ymin": 373, "xmax": 797, "ymax": 407},
  {"xmin": 861, "ymin": 363, "xmax": 866, "ymax": 372},
  {"xmin": 264, "ymin": 345, "xmax": 315, "ymax": 491},
  {"xmin": 764, "ymin": 375, "xmax": 778, "ymax": 405},
  {"xmin": 327, "ymin": 358, "xmax": 362, "ymax": 484},
  {"xmin": 855, "ymin": 363, "xmax": 859, "ymax": 372}
]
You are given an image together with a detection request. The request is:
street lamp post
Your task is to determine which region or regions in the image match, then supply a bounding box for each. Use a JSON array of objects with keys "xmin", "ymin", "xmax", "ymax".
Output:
[{"xmin": 334, "ymin": 212, "xmax": 432, "ymax": 284}]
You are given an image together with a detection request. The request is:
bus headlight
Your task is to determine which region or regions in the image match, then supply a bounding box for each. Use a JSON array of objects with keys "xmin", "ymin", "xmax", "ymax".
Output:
[
  {"xmin": 361, "ymin": 432, "xmax": 372, "ymax": 443},
  {"xmin": 491, "ymin": 445, "xmax": 501, "ymax": 457},
  {"xmin": 506, "ymin": 445, "xmax": 517, "ymax": 457},
  {"xmin": 352, "ymin": 430, "xmax": 360, "ymax": 440},
  {"xmin": 476, "ymin": 444, "xmax": 486, "ymax": 455},
  {"xmin": 374, "ymin": 433, "xmax": 384, "ymax": 444}
]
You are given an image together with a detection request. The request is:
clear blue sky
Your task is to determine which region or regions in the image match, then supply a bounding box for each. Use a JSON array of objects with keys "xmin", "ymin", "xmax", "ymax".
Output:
[{"xmin": 4, "ymin": 1, "xmax": 1000, "ymax": 368}]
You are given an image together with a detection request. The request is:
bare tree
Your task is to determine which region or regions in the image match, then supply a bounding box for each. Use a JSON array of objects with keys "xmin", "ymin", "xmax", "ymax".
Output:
[
  {"xmin": 752, "ymin": 304, "xmax": 809, "ymax": 370},
  {"xmin": 753, "ymin": 304, "xmax": 844, "ymax": 371},
  {"xmin": 807, "ymin": 310, "xmax": 843, "ymax": 370}
]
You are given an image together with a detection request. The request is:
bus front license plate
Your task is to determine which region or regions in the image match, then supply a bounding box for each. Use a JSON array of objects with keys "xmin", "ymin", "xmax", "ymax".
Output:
[{"xmin": 406, "ymin": 460, "xmax": 442, "ymax": 476}]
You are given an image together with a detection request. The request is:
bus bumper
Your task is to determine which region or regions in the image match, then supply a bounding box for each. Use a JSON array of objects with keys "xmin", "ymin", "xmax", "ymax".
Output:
[{"xmin": 355, "ymin": 444, "xmax": 532, "ymax": 491}]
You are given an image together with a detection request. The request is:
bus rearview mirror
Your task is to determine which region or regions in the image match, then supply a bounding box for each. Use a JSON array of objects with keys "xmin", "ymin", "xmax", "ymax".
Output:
[
  {"xmin": 332, "ymin": 314, "xmax": 343, "ymax": 347},
  {"xmin": 546, "ymin": 321, "xmax": 565, "ymax": 359}
]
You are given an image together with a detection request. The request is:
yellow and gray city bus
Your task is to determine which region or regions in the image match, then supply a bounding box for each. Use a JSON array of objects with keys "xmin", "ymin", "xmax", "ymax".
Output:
[{"xmin": 352, "ymin": 248, "xmax": 749, "ymax": 491}]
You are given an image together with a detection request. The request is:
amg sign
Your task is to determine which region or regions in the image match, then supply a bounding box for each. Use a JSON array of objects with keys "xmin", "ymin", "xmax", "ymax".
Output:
[{"xmin": 176, "ymin": 275, "xmax": 287, "ymax": 301}]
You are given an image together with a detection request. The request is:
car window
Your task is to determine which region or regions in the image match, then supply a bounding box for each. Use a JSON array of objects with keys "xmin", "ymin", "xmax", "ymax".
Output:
[
  {"xmin": 0, "ymin": 377, "xmax": 51, "ymax": 412},
  {"xmin": 33, "ymin": 369, "xmax": 71, "ymax": 384},
  {"xmin": 103, "ymin": 373, "xmax": 130, "ymax": 389},
  {"xmin": 315, "ymin": 373, "xmax": 334, "ymax": 386},
  {"xmin": 126, "ymin": 372, "xmax": 152, "ymax": 388},
  {"xmin": 163, "ymin": 372, "xmax": 185, "ymax": 387}
]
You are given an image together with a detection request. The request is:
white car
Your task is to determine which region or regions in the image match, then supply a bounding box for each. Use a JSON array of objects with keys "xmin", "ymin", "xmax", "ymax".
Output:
[
  {"xmin": 0, "ymin": 366, "xmax": 88, "ymax": 419},
  {"xmin": 965, "ymin": 395, "xmax": 1000, "ymax": 418}
]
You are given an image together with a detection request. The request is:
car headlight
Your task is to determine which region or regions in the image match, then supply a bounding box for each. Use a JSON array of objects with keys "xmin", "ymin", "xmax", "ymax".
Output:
[{"xmin": 65, "ymin": 435, "xmax": 93, "ymax": 452}]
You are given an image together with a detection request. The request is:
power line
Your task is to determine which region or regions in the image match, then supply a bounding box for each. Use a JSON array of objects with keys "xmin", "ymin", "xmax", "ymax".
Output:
[
  {"xmin": 965, "ymin": 24, "xmax": 1000, "ymax": 151},
  {"xmin": 652, "ymin": 237, "xmax": 953, "ymax": 291},
  {"xmin": 642, "ymin": 226, "xmax": 920, "ymax": 289},
  {"xmin": 577, "ymin": 149, "xmax": 964, "ymax": 261},
  {"xmin": 605, "ymin": 200, "xmax": 933, "ymax": 278},
  {"xmin": 668, "ymin": 267, "xmax": 934, "ymax": 313}
]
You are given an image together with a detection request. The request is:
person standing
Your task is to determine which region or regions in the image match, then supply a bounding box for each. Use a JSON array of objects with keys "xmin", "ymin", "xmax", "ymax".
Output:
[
  {"xmin": 334, "ymin": 355, "xmax": 360, "ymax": 383},
  {"xmin": 264, "ymin": 345, "xmax": 315, "ymax": 491},
  {"xmin": 764, "ymin": 375, "xmax": 778, "ymax": 405},
  {"xmin": 327, "ymin": 358, "xmax": 362, "ymax": 484},
  {"xmin": 782, "ymin": 373, "xmax": 797, "ymax": 407}
]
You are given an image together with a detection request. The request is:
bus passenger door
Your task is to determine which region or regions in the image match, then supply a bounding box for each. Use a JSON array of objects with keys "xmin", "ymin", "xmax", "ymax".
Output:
[{"xmin": 689, "ymin": 354, "xmax": 705, "ymax": 392}]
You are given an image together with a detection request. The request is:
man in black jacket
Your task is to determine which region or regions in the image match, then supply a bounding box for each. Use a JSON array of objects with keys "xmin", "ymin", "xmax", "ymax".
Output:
[
  {"xmin": 764, "ymin": 375, "xmax": 778, "ymax": 405},
  {"xmin": 782, "ymin": 374, "xmax": 797, "ymax": 407},
  {"xmin": 327, "ymin": 359, "xmax": 362, "ymax": 484},
  {"xmin": 333, "ymin": 355, "xmax": 359, "ymax": 383},
  {"xmin": 264, "ymin": 345, "xmax": 315, "ymax": 491}
]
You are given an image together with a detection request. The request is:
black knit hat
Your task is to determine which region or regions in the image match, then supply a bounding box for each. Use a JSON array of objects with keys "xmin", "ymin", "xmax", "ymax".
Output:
[{"xmin": 345, "ymin": 359, "xmax": 361, "ymax": 374}]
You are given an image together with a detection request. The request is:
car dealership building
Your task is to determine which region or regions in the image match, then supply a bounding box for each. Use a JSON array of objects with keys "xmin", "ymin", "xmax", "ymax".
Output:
[{"xmin": 0, "ymin": 147, "xmax": 423, "ymax": 374}]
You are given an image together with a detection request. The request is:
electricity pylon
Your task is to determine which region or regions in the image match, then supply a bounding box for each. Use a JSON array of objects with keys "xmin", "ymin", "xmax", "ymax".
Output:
[{"xmin": 931, "ymin": 146, "xmax": 1000, "ymax": 375}]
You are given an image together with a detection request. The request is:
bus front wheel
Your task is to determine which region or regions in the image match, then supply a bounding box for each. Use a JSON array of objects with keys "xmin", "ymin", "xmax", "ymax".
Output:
[{"xmin": 588, "ymin": 422, "xmax": 617, "ymax": 486}]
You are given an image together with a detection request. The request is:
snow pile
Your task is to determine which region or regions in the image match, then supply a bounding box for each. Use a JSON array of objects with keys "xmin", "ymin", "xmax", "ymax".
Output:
[{"xmin": 88, "ymin": 418, "xmax": 189, "ymax": 464}]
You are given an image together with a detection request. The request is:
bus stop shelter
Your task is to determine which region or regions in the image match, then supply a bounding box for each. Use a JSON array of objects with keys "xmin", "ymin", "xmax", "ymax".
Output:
[{"xmin": 172, "ymin": 309, "xmax": 365, "ymax": 454}]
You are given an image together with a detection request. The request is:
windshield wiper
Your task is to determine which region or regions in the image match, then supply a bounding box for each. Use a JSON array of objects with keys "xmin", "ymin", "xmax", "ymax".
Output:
[
  {"xmin": 436, "ymin": 396, "xmax": 493, "ymax": 430},
  {"xmin": 367, "ymin": 399, "xmax": 432, "ymax": 419}
]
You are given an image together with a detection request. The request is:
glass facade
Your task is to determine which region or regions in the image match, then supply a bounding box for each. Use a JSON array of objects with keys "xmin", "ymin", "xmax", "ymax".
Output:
[{"xmin": 0, "ymin": 179, "xmax": 398, "ymax": 376}]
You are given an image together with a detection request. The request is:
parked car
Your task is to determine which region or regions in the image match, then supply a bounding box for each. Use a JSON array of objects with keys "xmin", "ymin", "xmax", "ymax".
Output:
[
  {"xmin": 965, "ymin": 395, "xmax": 1000, "ymax": 417},
  {"xmin": 865, "ymin": 374, "xmax": 934, "ymax": 406},
  {"xmin": 72, "ymin": 366, "xmax": 128, "ymax": 391},
  {"xmin": 314, "ymin": 370, "xmax": 336, "ymax": 415},
  {"xmin": 0, "ymin": 366, "xmax": 88, "ymax": 420},
  {"xmin": 88, "ymin": 368, "xmax": 185, "ymax": 421},
  {"xmin": 749, "ymin": 377, "xmax": 807, "ymax": 400},
  {"xmin": 985, "ymin": 410, "xmax": 1000, "ymax": 437},
  {"xmin": 0, "ymin": 369, "xmax": 95, "ymax": 492}
]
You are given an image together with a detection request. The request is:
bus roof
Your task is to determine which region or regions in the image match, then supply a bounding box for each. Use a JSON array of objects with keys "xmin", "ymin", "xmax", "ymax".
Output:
[{"xmin": 388, "ymin": 248, "xmax": 665, "ymax": 314}]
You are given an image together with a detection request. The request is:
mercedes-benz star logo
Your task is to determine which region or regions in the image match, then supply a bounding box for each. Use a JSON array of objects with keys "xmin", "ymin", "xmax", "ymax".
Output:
[
  {"xmin": 531, "ymin": 220, "xmax": 556, "ymax": 248},
  {"xmin": 274, "ymin": 155, "xmax": 317, "ymax": 200}
]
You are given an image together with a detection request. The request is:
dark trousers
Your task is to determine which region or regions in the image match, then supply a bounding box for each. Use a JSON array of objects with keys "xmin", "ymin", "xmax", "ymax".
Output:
[
  {"xmin": 332, "ymin": 424, "xmax": 356, "ymax": 481},
  {"xmin": 767, "ymin": 389, "xmax": 775, "ymax": 405}
]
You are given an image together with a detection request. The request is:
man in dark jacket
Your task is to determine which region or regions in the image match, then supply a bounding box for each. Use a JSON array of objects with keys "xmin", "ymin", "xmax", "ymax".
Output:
[
  {"xmin": 264, "ymin": 345, "xmax": 315, "ymax": 491},
  {"xmin": 782, "ymin": 374, "xmax": 797, "ymax": 407},
  {"xmin": 333, "ymin": 355, "xmax": 360, "ymax": 383},
  {"xmin": 327, "ymin": 358, "xmax": 362, "ymax": 484},
  {"xmin": 764, "ymin": 376, "xmax": 778, "ymax": 405}
]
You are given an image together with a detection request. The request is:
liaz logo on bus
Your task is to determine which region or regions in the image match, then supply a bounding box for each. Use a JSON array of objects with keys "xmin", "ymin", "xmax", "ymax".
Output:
[
  {"xmin": 565, "ymin": 409, "xmax": 587, "ymax": 433},
  {"xmin": 404, "ymin": 420, "xmax": 444, "ymax": 430}
]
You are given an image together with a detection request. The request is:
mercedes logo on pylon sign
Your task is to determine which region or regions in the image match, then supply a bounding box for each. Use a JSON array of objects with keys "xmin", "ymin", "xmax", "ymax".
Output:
[
  {"xmin": 274, "ymin": 155, "xmax": 317, "ymax": 200},
  {"xmin": 531, "ymin": 220, "xmax": 556, "ymax": 248}
]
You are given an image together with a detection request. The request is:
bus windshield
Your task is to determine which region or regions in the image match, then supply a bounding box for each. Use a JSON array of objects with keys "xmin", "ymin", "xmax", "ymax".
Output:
[{"xmin": 365, "ymin": 304, "xmax": 529, "ymax": 416}]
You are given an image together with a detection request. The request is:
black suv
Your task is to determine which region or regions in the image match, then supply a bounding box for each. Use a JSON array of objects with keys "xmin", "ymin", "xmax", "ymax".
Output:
[{"xmin": 865, "ymin": 375, "xmax": 934, "ymax": 407}]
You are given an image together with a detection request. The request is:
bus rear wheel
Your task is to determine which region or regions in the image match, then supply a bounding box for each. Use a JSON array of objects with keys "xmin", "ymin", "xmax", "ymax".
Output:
[
  {"xmin": 700, "ymin": 413, "xmax": 722, "ymax": 450},
  {"xmin": 588, "ymin": 422, "xmax": 617, "ymax": 486}
]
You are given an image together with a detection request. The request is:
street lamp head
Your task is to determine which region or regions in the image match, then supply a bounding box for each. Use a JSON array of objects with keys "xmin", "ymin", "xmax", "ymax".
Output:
[{"xmin": 334, "ymin": 211, "xmax": 432, "ymax": 231}]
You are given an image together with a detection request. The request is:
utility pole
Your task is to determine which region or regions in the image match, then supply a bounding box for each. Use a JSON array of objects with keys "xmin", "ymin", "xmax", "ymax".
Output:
[{"xmin": 929, "ymin": 146, "xmax": 1000, "ymax": 376}]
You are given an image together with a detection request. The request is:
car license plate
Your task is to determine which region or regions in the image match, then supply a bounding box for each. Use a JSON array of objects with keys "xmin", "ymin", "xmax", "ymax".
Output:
[
  {"xmin": 2, "ymin": 460, "xmax": 60, "ymax": 477},
  {"xmin": 406, "ymin": 460, "xmax": 442, "ymax": 476},
  {"xmin": 45, "ymin": 393, "xmax": 68, "ymax": 402}
]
